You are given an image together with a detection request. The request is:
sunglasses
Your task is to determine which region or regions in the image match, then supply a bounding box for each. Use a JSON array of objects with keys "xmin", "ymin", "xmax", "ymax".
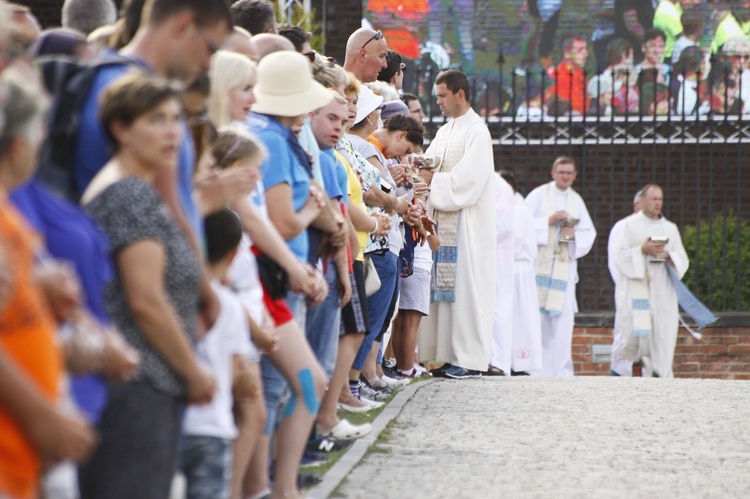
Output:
[
  {"xmin": 304, "ymin": 50, "xmax": 337, "ymax": 66},
  {"xmin": 361, "ymin": 30, "xmax": 383, "ymax": 49}
]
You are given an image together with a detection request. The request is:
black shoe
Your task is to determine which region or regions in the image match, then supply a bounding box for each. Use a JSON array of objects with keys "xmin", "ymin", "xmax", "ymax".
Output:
[
  {"xmin": 485, "ymin": 365, "xmax": 505, "ymax": 376},
  {"xmin": 307, "ymin": 435, "xmax": 353, "ymax": 453},
  {"xmin": 510, "ymin": 370, "xmax": 530, "ymax": 376},
  {"xmin": 297, "ymin": 472, "xmax": 322, "ymax": 489},
  {"xmin": 428, "ymin": 363, "xmax": 452, "ymax": 378}
]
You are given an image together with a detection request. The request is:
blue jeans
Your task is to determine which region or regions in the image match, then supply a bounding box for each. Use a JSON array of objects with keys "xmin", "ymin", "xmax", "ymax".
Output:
[
  {"xmin": 376, "ymin": 255, "xmax": 402, "ymax": 364},
  {"xmin": 180, "ymin": 435, "xmax": 232, "ymax": 499},
  {"xmin": 305, "ymin": 263, "xmax": 340, "ymax": 378},
  {"xmin": 353, "ymin": 252, "xmax": 398, "ymax": 371}
]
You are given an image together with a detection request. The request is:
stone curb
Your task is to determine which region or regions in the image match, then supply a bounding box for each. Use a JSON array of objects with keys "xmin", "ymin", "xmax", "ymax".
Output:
[{"xmin": 308, "ymin": 378, "xmax": 436, "ymax": 499}]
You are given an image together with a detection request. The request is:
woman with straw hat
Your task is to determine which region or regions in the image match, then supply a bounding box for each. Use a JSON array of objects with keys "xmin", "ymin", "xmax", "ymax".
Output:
[{"xmin": 242, "ymin": 50, "xmax": 334, "ymax": 499}]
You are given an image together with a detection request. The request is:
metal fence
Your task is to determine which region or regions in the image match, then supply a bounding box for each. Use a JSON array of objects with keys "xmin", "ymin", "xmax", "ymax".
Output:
[{"xmin": 408, "ymin": 65, "xmax": 750, "ymax": 313}]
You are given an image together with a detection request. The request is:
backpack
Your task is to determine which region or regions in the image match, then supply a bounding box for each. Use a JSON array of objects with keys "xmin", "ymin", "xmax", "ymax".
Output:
[{"xmin": 34, "ymin": 55, "xmax": 133, "ymax": 202}]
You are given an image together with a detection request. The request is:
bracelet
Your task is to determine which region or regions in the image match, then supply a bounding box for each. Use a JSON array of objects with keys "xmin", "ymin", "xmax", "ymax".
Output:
[{"xmin": 370, "ymin": 216, "xmax": 379, "ymax": 234}]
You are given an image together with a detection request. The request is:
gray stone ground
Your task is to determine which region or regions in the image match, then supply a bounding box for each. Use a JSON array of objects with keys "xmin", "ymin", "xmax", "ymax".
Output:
[{"xmin": 313, "ymin": 377, "xmax": 750, "ymax": 498}]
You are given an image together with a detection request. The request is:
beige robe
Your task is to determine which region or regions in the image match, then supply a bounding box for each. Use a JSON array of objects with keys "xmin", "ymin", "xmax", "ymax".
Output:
[{"xmin": 418, "ymin": 108, "xmax": 497, "ymax": 371}]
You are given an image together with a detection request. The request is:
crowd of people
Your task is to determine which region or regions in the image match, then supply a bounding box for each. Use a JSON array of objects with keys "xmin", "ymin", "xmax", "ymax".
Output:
[
  {"xmin": 515, "ymin": 0, "xmax": 750, "ymax": 118},
  {"xmin": 0, "ymin": 1, "xmax": 696, "ymax": 499}
]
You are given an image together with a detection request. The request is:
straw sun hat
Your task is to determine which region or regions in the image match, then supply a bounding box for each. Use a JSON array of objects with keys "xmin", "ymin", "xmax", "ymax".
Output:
[{"xmin": 252, "ymin": 51, "xmax": 333, "ymax": 116}]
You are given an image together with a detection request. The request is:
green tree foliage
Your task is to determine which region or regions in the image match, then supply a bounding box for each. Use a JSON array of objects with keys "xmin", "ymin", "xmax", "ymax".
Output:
[
  {"xmin": 278, "ymin": 3, "xmax": 325, "ymax": 52},
  {"xmin": 682, "ymin": 212, "xmax": 750, "ymax": 311}
]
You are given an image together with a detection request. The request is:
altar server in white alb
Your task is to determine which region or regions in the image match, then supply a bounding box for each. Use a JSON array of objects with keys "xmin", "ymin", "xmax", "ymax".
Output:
[
  {"xmin": 417, "ymin": 69, "xmax": 497, "ymax": 379},
  {"xmin": 526, "ymin": 156, "xmax": 596, "ymax": 376},
  {"xmin": 488, "ymin": 172, "xmax": 515, "ymax": 376},
  {"xmin": 499, "ymin": 171, "xmax": 543, "ymax": 375},
  {"xmin": 614, "ymin": 184, "xmax": 688, "ymax": 378},
  {"xmin": 607, "ymin": 189, "xmax": 643, "ymax": 376}
]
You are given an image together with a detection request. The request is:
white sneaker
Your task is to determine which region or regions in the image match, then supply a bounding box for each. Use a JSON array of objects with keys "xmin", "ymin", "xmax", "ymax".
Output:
[
  {"xmin": 358, "ymin": 394, "xmax": 384, "ymax": 408},
  {"xmin": 381, "ymin": 374, "xmax": 409, "ymax": 389},
  {"xmin": 368, "ymin": 376, "xmax": 389, "ymax": 389}
]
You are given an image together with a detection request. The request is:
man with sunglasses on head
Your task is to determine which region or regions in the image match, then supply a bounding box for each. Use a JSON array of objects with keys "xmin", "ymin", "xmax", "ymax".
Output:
[{"xmin": 344, "ymin": 28, "xmax": 388, "ymax": 83}]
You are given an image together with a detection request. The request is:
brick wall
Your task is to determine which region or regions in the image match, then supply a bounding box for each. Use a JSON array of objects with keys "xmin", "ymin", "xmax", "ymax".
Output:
[{"xmin": 573, "ymin": 313, "xmax": 750, "ymax": 379}]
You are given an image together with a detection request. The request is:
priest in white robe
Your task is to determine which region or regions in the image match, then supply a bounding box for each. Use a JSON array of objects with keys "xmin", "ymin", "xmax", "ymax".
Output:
[
  {"xmin": 417, "ymin": 70, "xmax": 497, "ymax": 377},
  {"xmin": 494, "ymin": 171, "xmax": 543, "ymax": 375},
  {"xmin": 614, "ymin": 184, "xmax": 689, "ymax": 378},
  {"xmin": 526, "ymin": 157, "xmax": 596, "ymax": 376},
  {"xmin": 607, "ymin": 189, "xmax": 644, "ymax": 376},
  {"xmin": 489, "ymin": 173, "xmax": 515, "ymax": 375}
]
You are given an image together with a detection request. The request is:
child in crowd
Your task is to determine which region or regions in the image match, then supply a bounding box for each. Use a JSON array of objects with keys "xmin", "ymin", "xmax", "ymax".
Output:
[
  {"xmin": 180, "ymin": 208, "xmax": 255, "ymax": 499},
  {"xmin": 390, "ymin": 171, "xmax": 439, "ymax": 378},
  {"xmin": 208, "ymin": 127, "xmax": 278, "ymax": 498}
]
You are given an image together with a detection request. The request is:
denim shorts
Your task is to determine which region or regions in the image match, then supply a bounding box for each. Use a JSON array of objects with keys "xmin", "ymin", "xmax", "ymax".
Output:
[{"xmin": 180, "ymin": 435, "xmax": 233, "ymax": 499}]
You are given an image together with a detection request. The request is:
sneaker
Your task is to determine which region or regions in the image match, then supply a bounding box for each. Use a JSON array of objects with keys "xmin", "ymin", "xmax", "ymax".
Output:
[
  {"xmin": 307, "ymin": 435, "xmax": 353, "ymax": 453},
  {"xmin": 444, "ymin": 365, "xmax": 482, "ymax": 379},
  {"xmin": 413, "ymin": 363, "xmax": 430, "ymax": 376},
  {"xmin": 297, "ymin": 473, "xmax": 322, "ymax": 489},
  {"xmin": 336, "ymin": 399, "xmax": 375, "ymax": 413},
  {"xmin": 381, "ymin": 374, "xmax": 410, "ymax": 389},
  {"xmin": 358, "ymin": 380, "xmax": 391, "ymax": 402},
  {"xmin": 359, "ymin": 394, "xmax": 384, "ymax": 408},
  {"xmin": 428, "ymin": 363, "xmax": 452, "ymax": 378},
  {"xmin": 300, "ymin": 449, "xmax": 328, "ymax": 467},
  {"xmin": 382, "ymin": 357, "xmax": 397, "ymax": 369}
]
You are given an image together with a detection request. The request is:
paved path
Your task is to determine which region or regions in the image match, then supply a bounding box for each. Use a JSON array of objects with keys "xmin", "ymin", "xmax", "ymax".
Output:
[{"xmin": 313, "ymin": 377, "xmax": 750, "ymax": 498}]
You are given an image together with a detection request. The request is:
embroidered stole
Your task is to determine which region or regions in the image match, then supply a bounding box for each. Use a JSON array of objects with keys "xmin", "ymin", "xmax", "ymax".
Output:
[
  {"xmin": 625, "ymin": 216, "xmax": 652, "ymax": 337},
  {"xmin": 429, "ymin": 120, "xmax": 461, "ymax": 302},
  {"xmin": 536, "ymin": 183, "xmax": 578, "ymax": 316}
]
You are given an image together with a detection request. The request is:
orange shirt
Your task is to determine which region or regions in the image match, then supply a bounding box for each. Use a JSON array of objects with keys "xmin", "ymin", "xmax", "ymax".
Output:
[
  {"xmin": 548, "ymin": 60, "xmax": 588, "ymax": 115},
  {"xmin": 0, "ymin": 195, "xmax": 62, "ymax": 499}
]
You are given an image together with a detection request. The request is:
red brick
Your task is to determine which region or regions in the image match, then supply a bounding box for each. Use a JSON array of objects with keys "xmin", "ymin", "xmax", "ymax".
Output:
[
  {"xmin": 719, "ymin": 336, "xmax": 741, "ymax": 345},
  {"xmin": 728, "ymin": 345, "xmax": 750, "ymax": 355},
  {"xmin": 674, "ymin": 364, "xmax": 699, "ymax": 373}
]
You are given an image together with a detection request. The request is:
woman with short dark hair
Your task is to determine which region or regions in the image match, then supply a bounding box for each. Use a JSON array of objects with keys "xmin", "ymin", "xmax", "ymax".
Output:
[{"xmin": 79, "ymin": 71, "xmax": 216, "ymax": 499}]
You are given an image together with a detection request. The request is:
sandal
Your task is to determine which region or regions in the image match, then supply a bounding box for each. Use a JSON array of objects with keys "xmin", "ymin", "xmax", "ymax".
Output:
[{"xmin": 485, "ymin": 365, "xmax": 506, "ymax": 376}]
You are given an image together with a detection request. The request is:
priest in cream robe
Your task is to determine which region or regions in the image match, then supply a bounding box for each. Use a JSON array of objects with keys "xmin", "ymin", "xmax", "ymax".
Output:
[
  {"xmin": 607, "ymin": 189, "xmax": 643, "ymax": 376},
  {"xmin": 614, "ymin": 184, "xmax": 688, "ymax": 378},
  {"xmin": 417, "ymin": 70, "xmax": 497, "ymax": 378},
  {"xmin": 526, "ymin": 157, "xmax": 596, "ymax": 376},
  {"xmin": 493, "ymin": 171, "xmax": 543, "ymax": 375},
  {"xmin": 489, "ymin": 173, "xmax": 515, "ymax": 375}
]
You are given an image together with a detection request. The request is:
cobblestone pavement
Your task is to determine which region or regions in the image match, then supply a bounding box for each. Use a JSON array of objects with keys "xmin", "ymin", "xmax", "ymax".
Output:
[{"xmin": 326, "ymin": 377, "xmax": 750, "ymax": 498}]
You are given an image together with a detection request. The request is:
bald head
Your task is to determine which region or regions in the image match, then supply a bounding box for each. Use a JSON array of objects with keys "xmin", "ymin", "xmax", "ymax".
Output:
[
  {"xmin": 252, "ymin": 33, "xmax": 295, "ymax": 60},
  {"xmin": 226, "ymin": 27, "xmax": 259, "ymax": 63},
  {"xmin": 343, "ymin": 28, "xmax": 388, "ymax": 83}
]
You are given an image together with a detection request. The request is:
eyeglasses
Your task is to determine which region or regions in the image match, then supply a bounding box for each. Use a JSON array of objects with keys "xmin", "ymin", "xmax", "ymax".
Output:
[{"xmin": 361, "ymin": 30, "xmax": 383, "ymax": 49}]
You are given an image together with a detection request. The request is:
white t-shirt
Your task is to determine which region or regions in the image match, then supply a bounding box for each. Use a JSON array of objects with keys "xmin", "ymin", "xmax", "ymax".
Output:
[
  {"xmin": 413, "ymin": 238, "xmax": 434, "ymax": 271},
  {"xmin": 183, "ymin": 282, "xmax": 252, "ymax": 440},
  {"xmin": 229, "ymin": 233, "xmax": 264, "ymax": 325}
]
